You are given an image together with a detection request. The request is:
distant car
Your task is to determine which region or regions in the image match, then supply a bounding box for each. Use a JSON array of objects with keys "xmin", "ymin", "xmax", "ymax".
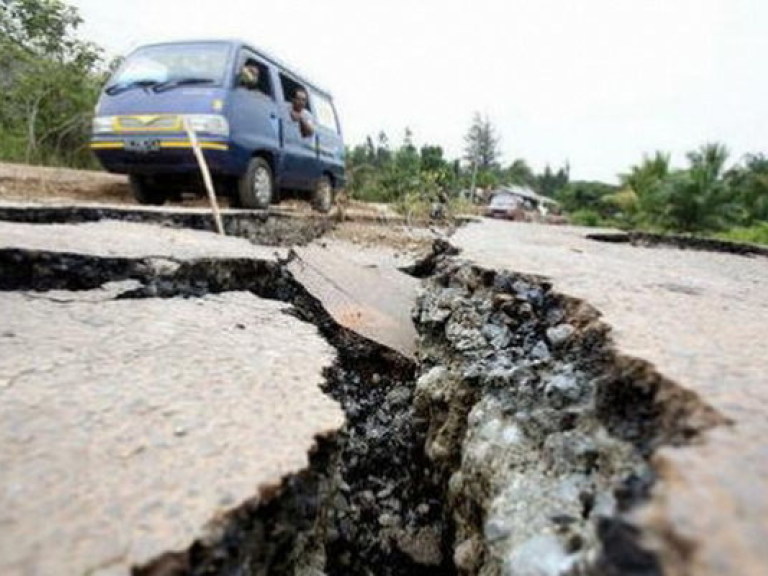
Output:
[
  {"xmin": 485, "ymin": 192, "xmax": 527, "ymax": 220},
  {"xmin": 90, "ymin": 39, "xmax": 345, "ymax": 212}
]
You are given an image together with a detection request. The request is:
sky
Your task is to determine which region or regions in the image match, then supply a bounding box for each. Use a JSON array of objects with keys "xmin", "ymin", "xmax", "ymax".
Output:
[{"xmin": 69, "ymin": 0, "xmax": 768, "ymax": 182}]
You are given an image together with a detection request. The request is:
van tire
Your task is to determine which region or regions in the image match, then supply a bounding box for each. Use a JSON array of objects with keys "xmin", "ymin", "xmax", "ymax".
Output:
[
  {"xmin": 312, "ymin": 176, "xmax": 334, "ymax": 213},
  {"xmin": 129, "ymin": 175, "xmax": 167, "ymax": 206},
  {"xmin": 238, "ymin": 157, "xmax": 273, "ymax": 210}
]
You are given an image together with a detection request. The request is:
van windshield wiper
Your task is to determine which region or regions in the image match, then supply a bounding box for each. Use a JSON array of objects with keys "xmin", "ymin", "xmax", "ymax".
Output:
[
  {"xmin": 104, "ymin": 79, "xmax": 161, "ymax": 96},
  {"xmin": 152, "ymin": 78, "xmax": 215, "ymax": 93}
]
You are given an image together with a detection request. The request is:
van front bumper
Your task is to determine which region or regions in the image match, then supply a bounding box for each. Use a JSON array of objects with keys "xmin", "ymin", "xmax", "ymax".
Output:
[{"xmin": 90, "ymin": 137, "xmax": 246, "ymax": 176}]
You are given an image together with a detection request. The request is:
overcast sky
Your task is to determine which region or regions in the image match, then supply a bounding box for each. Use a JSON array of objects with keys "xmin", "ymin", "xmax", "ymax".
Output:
[{"xmin": 70, "ymin": 0, "xmax": 767, "ymax": 182}]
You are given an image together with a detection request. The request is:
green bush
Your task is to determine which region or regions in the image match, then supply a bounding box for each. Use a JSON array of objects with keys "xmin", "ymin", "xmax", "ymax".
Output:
[{"xmin": 570, "ymin": 209, "xmax": 605, "ymax": 227}]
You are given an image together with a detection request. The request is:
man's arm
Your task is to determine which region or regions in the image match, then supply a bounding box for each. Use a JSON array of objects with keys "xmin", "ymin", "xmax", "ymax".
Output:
[{"xmin": 298, "ymin": 110, "xmax": 314, "ymax": 138}]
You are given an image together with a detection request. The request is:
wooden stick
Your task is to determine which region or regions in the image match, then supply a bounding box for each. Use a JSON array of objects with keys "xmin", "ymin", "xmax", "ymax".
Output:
[{"xmin": 183, "ymin": 117, "xmax": 225, "ymax": 236}]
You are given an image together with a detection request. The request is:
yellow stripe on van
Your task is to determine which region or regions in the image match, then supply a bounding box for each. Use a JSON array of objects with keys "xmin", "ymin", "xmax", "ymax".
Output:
[
  {"xmin": 160, "ymin": 141, "xmax": 228, "ymax": 151},
  {"xmin": 90, "ymin": 142, "xmax": 124, "ymax": 150},
  {"xmin": 89, "ymin": 141, "xmax": 228, "ymax": 151}
]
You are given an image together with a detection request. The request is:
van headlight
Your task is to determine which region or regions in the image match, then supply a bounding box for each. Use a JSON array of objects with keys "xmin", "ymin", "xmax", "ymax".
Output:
[
  {"xmin": 184, "ymin": 114, "xmax": 229, "ymax": 137},
  {"xmin": 92, "ymin": 116, "xmax": 116, "ymax": 134}
]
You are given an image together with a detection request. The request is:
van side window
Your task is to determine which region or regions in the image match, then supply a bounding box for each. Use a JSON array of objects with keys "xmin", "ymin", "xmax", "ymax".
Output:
[
  {"xmin": 310, "ymin": 92, "xmax": 339, "ymax": 133},
  {"xmin": 279, "ymin": 74, "xmax": 311, "ymax": 112},
  {"xmin": 238, "ymin": 53, "xmax": 273, "ymax": 98}
]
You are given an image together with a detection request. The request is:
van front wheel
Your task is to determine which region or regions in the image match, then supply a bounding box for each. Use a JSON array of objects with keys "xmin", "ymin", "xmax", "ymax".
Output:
[
  {"xmin": 312, "ymin": 176, "xmax": 334, "ymax": 213},
  {"xmin": 129, "ymin": 175, "xmax": 167, "ymax": 206},
  {"xmin": 238, "ymin": 157, "xmax": 273, "ymax": 209}
]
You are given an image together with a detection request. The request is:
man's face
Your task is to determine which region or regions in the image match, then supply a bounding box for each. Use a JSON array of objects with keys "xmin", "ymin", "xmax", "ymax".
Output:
[{"xmin": 293, "ymin": 91, "xmax": 308, "ymax": 111}]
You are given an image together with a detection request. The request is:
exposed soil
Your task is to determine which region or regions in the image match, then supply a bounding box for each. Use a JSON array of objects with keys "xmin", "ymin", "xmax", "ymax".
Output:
[{"xmin": 328, "ymin": 221, "xmax": 438, "ymax": 254}]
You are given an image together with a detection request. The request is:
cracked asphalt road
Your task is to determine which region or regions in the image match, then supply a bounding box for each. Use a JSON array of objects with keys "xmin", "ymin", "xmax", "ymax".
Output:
[
  {"xmin": 3, "ymin": 209, "xmax": 766, "ymax": 575},
  {"xmin": 0, "ymin": 218, "xmax": 423, "ymax": 575},
  {"xmin": 0, "ymin": 219, "xmax": 283, "ymax": 261},
  {"xmin": 454, "ymin": 219, "xmax": 768, "ymax": 576},
  {"xmin": 0, "ymin": 290, "xmax": 341, "ymax": 576}
]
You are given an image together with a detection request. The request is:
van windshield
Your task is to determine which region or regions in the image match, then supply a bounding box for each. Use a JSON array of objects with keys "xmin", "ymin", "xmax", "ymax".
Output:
[{"xmin": 107, "ymin": 43, "xmax": 230, "ymax": 94}]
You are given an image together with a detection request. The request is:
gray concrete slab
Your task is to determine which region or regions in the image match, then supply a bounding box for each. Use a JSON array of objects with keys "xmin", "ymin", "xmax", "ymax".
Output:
[
  {"xmin": 0, "ymin": 290, "xmax": 342, "ymax": 576},
  {"xmin": 0, "ymin": 221, "xmax": 421, "ymax": 359},
  {"xmin": 453, "ymin": 220, "xmax": 768, "ymax": 576},
  {"xmin": 289, "ymin": 239, "xmax": 420, "ymax": 358},
  {"xmin": 0, "ymin": 220, "xmax": 283, "ymax": 261}
]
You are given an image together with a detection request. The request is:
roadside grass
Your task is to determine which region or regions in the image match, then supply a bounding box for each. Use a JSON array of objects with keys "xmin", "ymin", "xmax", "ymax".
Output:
[
  {"xmin": 393, "ymin": 195, "xmax": 484, "ymax": 225},
  {"xmin": 713, "ymin": 222, "xmax": 768, "ymax": 246},
  {"xmin": 0, "ymin": 141, "xmax": 102, "ymax": 171},
  {"xmin": 565, "ymin": 210, "xmax": 768, "ymax": 247}
]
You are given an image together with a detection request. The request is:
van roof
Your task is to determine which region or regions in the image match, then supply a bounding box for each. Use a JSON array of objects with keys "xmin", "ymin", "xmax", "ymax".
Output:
[{"xmin": 136, "ymin": 38, "xmax": 332, "ymax": 98}]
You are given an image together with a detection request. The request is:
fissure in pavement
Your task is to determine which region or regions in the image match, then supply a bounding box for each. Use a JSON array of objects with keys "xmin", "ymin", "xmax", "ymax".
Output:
[{"xmin": 0, "ymin": 240, "xmax": 725, "ymax": 575}]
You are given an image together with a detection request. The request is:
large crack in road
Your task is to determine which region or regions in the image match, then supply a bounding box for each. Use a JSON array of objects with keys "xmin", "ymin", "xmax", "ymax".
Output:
[{"xmin": 2, "ymin": 214, "xmax": 763, "ymax": 575}]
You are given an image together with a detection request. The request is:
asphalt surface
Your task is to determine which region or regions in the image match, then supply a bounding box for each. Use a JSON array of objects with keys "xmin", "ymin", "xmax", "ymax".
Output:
[
  {"xmin": 0, "ymin": 218, "xmax": 421, "ymax": 575},
  {"xmin": 0, "ymin": 219, "xmax": 283, "ymax": 261},
  {"xmin": 0, "ymin": 222, "xmax": 289, "ymax": 575},
  {"xmin": 3, "ymin": 207, "xmax": 766, "ymax": 575},
  {"xmin": 454, "ymin": 219, "xmax": 768, "ymax": 576},
  {"xmin": 0, "ymin": 289, "xmax": 341, "ymax": 576}
]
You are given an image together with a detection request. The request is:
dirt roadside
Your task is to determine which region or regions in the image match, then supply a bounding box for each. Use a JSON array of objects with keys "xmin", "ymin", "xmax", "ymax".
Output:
[{"xmin": 0, "ymin": 162, "xmax": 130, "ymax": 204}]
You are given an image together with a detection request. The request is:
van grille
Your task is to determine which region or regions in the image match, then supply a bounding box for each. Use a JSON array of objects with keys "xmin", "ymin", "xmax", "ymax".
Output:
[{"xmin": 114, "ymin": 115, "xmax": 181, "ymax": 132}]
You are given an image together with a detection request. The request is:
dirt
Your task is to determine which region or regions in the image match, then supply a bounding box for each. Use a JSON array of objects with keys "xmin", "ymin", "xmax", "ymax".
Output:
[
  {"xmin": 0, "ymin": 161, "xmax": 440, "ymax": 252},
  {"xmin": 0, "ymin": 162, "xmax": 129, "ymax": 203},
  {"xmin": 328, "ymin": 221, "xmax": 437, "ymax": 254},
  {"xmin": 0, "ymin": 162, "xmax": 406, "ymax": 222}
]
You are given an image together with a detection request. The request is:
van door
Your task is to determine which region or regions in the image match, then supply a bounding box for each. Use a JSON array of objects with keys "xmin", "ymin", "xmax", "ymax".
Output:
[
  {"xmin": 309, "ymin": 89, "xmax": 345, "ymax": 187},
  {"xmin": 278, "ymin": 73, "xmax": 320, "ymax": 190},
  {"xmin": 227, "ymin": 51, "xmax": 281, "ymax": 178}
]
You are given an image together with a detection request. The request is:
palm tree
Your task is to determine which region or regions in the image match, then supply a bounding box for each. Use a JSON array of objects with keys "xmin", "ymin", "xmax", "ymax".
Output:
[
  {"xmin": 665, "ymin": 143, "xmax": 736, "ymax": 231},
  {"xmin": 620, "ymin": 151, "xmax": 670, "ymax": 225},
  {"xmin": 726, "ymin": 154, "xmax": 768, "ymax": 223}
]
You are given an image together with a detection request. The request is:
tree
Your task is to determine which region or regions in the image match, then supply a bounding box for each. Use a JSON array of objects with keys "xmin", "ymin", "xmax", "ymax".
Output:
[
  {"xmin": 663, "ymin": 142, "xmax": 736, "ymax": 231},
  {"xmin": 393, "ymin": 127, "xmax": 420, "ymax": 178},
  {"xmin": 375, "ymin": 131, "xmax": 391, "ymax": 167},
  {"xmin": 506, "ymin": 158, "xmax": 535, "ymax": 187},
  {"xmin": 1, "ymin": 0, "xmax": 105, "ymax": 166},
  {"xmin": 534, "ymin": 163, "xmax": 570, "ymax": 197},
  {"xmin": 726, "ymin": 153, "xmax": 768, "ymax": 223},
  {"xmin": 556, "ymin": 180, "xmax": 617, "ymax": 213},
  {"xmin": 420, "ymin": 145, "xmax": 445, "ymax": 172},
  {"xmin": 463, "ymin": 113, "xmax": 500, "ymax": 171},
  {"xmin": 620, "ymin": 151, "xmax": 671, "ymax": 221},
  {"xmin": 364, "ymin": 135, "xmax": 376, "ymax": 163}
]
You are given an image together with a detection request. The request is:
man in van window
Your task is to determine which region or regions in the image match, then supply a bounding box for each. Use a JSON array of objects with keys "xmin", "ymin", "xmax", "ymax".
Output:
[
  {"xmin": 240, "ymin": 63, "xmax": 260, "ymax": 90},
  {"xmin": 289, "ymin": 88, "xmax": 314, "ymax": 138}
]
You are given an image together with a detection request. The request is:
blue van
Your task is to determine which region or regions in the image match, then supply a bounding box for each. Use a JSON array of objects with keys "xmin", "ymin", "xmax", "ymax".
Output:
[{"xmin": 90, "ymin": 39, "xmax": 345, "ymax": 212}]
